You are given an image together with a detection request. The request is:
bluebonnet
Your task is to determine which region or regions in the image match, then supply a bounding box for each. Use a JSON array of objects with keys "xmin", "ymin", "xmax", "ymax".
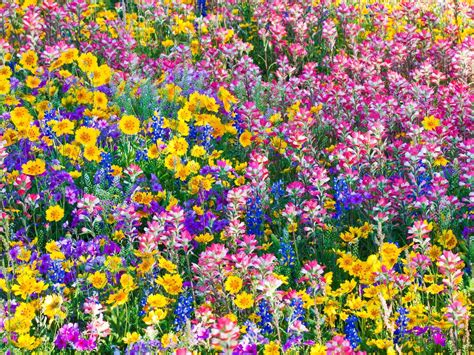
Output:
[
  {"xmin": 99, "ymin": 151, "xmax": 114, "ymax": 184},
  {"xmin": 200, "ymin": 124, "xmax": 213, "ymax": 151},
  {"xmin": 151, "ymin": 114, "xmax": 166, "ymax": 142},
  {"xmin": 271, "ymin": 180, "xmax": 285, "ymax": 201},
  {"xmin": 174, "ymin": 292, "xmax": 194, "ymax": 331},
  {"xmin": 135, "ymin": 149, "xmax": 148, "ymax": 162},
  {"xmin": 333, "ymin": 177, "xmax": 350, "ymax": 218},
  {"xmin": 197, "ymin": 0, "xmax": 207, "ymax": 17},
  {"xmin": 344, "ymin": 315, "xmax": 361, "ymax": 349},
  {"xmin": 256, "ymin": 299, "xmax": 273, "ymax": 334},
  {"xmin": 48, "ymin": 260, "xmax": 66, "ymax": 284},
  {"xmin": 288, "ymin": 297, "xmax": 305, "ymax": 323},
  {"xmin": 279, "ymin": 239, "xmax": 295, "ymax": 267},
  {"xmin": 42, "ymin": 110, "xmax": 57, "ymax": 139},
  {"xmin": 246, "ymin": 195, "xmax": 264, "ymax": 238},
  {"xmin": 415, "ymin": 163, "xmax": 432, "ymax": 196},
  {"xmin": 394, "ymin": 307, "xmax": 409, "ymax": 344},
  {"xmin": 233, "ymin": 113, "xmax": 245, "ymax": 135}
]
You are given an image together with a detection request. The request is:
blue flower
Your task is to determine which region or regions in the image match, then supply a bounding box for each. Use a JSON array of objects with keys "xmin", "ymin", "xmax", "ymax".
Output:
[
  {"xmin": 246, "ymin": 195, "xmax": 264, "ymax": 238},
  {"xmin": 256, "ymin": 299, "xmax": 273, "ymax": 334},
  {"xmin": 344, "ymin": 315, "xmax": 361, "ymax": 349},
  {"xmin": 174, "ymin": 292, "xmax": 194, "ymax": 331},
  {"xmin": 394, "ymin": 308, "xmax": 409, "ymax": 344}
]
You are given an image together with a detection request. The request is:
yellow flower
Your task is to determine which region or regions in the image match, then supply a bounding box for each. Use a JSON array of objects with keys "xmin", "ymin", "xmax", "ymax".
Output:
[
  {"xmin": 22, "ymin": 158, "xmax": 46, "ymax": 176},
  {"xmin": 167, "ymin": 136, "xmax": 188, "ymax": 156},
  {"xmin": 83, "ymin": 144, "xmax": 102, "ymax": 162},
  {"xmin": 0, "ymin": 79, "xmax": 10, "ymax": 95},
  {"xmin": 234, "ymin": 291, "xmax": 254, "ymax": 309},
  {"xmin": 143, "ymin": 309, "xmax": 167, "ymax": 325},
  {"xmin": 239, "ymin": 131, "xmax": 252, "ymax": 147},
  {"xmin": 91, "ymin": 64, "xmax": 112, "ymax": 87},
  {"xmin": 225, "ymin": 275, "xmax": 243, "ymax": 294},
  {"xmin": 25, "ymin": 76, "xmax": 40, "ymax": 89},
  {"xmin": 422, "ymin": 115, "xmax": 441, "ymax": 130},
  {"xmin": 158, "ymin": 257, "xmax": 178, "ymax": 274},
  {"xmin": 156, "ymin": 273, "xmax": 183, "ymax": 295},
  {"xmin": 105, "ymin": 255, "xmax": 123, "ymax": 273},
  {"xmin": 75, "ymin": 126, "xmax": 100, "ymax": 146},
  {"xmin": 11, "ymin": 273, "xmax": 48, "ymax": 299},
  {"xmin": 77, "ymin": 52, "xmax": 98, "ymax": 73},
  {"xmin": 119, "ymin": 114, "xmax": 140, "ymax": 135},
  {"xmin": 88, "ymin": 271, "xmax": 107, "ymax": 289},
  {"xmin": 45, "ymin": 205, "xmax": 64, "ymax": 222},
  {"xmin": 42, "ymin": 294, "xmax": 66, "ymax": 320},
  {"xmin": 162, "ymin": 39, "xmax": 174, "ymax": 47},
  {"xmin": 107, "ymin": 290, "xmax": 129, "ymax": 307},
  {"xmin": 11, "ymin": 106, "xmax": 33, "ymax": 129},
  {"xmin": 120, "ymin": 273, "xmax": 137, "ymax": 293},
  {"xmin": 310, "ymin": 344, "xmax": 327, "ymax": 355},
  {"xmin": 147, "ymin": 293, "xmax": 169, "ymax": 308},
  {"xmin": 218, "ymin": 87, "xmax": 238, "ymax": 112},
  {"xmin": 19, "ymin": 50, "xmax": 38, "ymax": 72},
  {"xmin": 380, "ymin": 242, "xmax": 401, "ymax": 269},
  {"xmin": 59, "ymin": 48, "xmax": 79, "ymax": 64},
  {"xmin": 194, "ymin": 232, "xmax": 214, "ymax": 243},
  {"xmin": 51, "ymin": 119, "xmax": 75, "ymax": 136},
  {"xmin": 122, "ymin": 332, "xmax": 140, "ymax": 345},
  {"xmin": 433, "ymin": 155, "xmax": 448, "ymax": 167},
  {"xmin": 93, "ymin": 90, "xmax": 108, "ymax": 109},
  {"xmin": 264, "ymin": 341, "xmax": 281, "ymax": 355},
  {"xmin": 14, "ymin": 334, "xmax": 41, "ymax": 351}
]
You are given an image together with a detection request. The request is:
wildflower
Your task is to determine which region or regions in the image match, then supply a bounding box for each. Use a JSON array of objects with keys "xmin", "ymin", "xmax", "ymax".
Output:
[
  {"xmin": 147, "ymin": 294, "xmax": 168, "ymax": 308},
  {"xmin": 0, "ymin": 79, "xmax": 10, "ymax": 94},
  {"xmin": 104, "ymin": 255, "xmax": 123, "ymax": 273},
  {"xmin": 107, "ymin": 290, "xmax": 129, "ymax": 307},
  {"xmin": 264, "ymin": 341, "xmax": 280, "ymax": 354},
  {"xmin": 11, "ymin": 106, "xmax": 33, "ymax": 129},
  {"xmin": 75, "ymin": 126, "xmax": 100, "ymax": 146},
  {"xmin": 158, "ymin": 257, "xmax": 178, "ymax": 273},
  {"xmin": 22, "ymin": 158, "xmax": 46, "ymax": 176},
  {"xmin": 120, "ymin": 273, "xmax": 137, "ymax": 293},
  {"xmin": 195, "ymin": 232, "xmax": 214, "ymax": 243},
  {"xmin": 77, "ymin": 52, "xmax": 98, "ymax": 73},
  {"xmin": 167, "ymin": 136, "xmax": 188, "ymax": 156},
  {"xmin": 234, "ymin": 292, "xmax": 254, "ymax": 309},
  {"xmin": 88, "ymin": 271, "xmax": 107, "ymax": 289},
  {"xmin": 239, "ymin": 131, "xmax": 252, "ymax": 147},
  {"xmin": 119, "ymin": 115, "xmax": 140, "ymax": 135},
  {"xmin": 225, "ymin": 275, "xmax": 243, "ymax": 294},
  {"xmin": 344, "ymin": 315, "xmax": 361, "ymax": 349},
  {"xmin": 210, "ymin": 317, "xmax": 240, "ymax": 351},
  {"xmin": 46, "ymin": 205, "xmax": 65, "ymax": 222},
  {"xmin": 310, "ymin": 344, "xmax": 327, "ymax": 355},
  {"xmin": 422, "ymin": 115, "xmax": 441, "ymax": 130},
  {"xmin": 218, "ymin": 87, "xmax": 238, "ymax": 112},
  {"xmin": 42, "ymin": 294, "xmax": 66, "ymax": 320},
  {"xmin": 25, "ymin": 76, "xmax": 40, "ymax": 89},
  {"xmin": 257, "ymin": 299, "xmax": 273, "ymax": 334},
  {"xmin": 156, "ymin": 273, "xmax": 183, "ymax": 295},
  {"xmin": 19, "ymin": 50, "xmax": 38, "ymax": 72},
  {"xmin": 51, "ymin": 119, "xmax": 75, "ymax": 136},
  {"xmin": 325, "ymin": 335, "xmax": 353, "ymax": 354},
  {"xmin": 191, "ymin": 145, "xmax": 206, "ymax": 158},
  {"xmin": 83, "ymin": 145, "xmax": 102, "ymax": 162},
  {"xmin": 122, "ymin": 332, "xmax": 140, "ymax": 345},
  {"xmin": 174, "ymin": 292, "xmax": 194, "ymax": 331},
  {"xmin": 15, "ymin": 334, "xmax": 41, "ymax": 351}
]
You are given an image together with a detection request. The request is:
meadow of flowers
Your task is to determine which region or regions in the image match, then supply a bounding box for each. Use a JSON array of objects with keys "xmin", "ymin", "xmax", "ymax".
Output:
[{"xmin": 0, "ymin": 0, "xmax": 472, "ymax": 353}]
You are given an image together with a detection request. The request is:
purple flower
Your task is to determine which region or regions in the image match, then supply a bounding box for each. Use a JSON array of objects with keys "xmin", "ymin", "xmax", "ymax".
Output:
[{"xmin": 432, "ymin": 331, "xmax": 446, "ymax": 346}]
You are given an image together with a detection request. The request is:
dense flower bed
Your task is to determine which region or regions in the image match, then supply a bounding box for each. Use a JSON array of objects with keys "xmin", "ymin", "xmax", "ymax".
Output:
[{"xmin": 0, "ymin": 0, "xmax": 472, "ymax": 353}]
